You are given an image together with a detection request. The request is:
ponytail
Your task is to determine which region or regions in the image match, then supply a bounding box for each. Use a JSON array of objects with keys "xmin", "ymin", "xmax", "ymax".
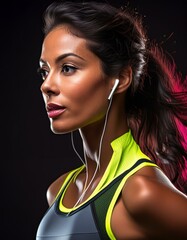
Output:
[
  {"xmin": 43, "ymin": 1, "xmax": 187, "ymax": 193},
  {"xmin": 127, "ymin": 45, "xmax": 187, "ymax": 192}
]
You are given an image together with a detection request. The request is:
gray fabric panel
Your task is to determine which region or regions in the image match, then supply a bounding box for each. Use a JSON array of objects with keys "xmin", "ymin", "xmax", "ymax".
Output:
[
  {"xmin": 36, "ymin": 233, "xmax": 99, "ymax": 240},
  {"xmin": 36, "ymin": 203, "xmax": 100, "ymax": 240}
]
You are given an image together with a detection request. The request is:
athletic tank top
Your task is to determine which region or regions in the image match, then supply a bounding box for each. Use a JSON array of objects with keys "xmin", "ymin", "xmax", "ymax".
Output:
[{"xmin": 36, "ymin": 130, "xmax": 158, "ymax": 240}]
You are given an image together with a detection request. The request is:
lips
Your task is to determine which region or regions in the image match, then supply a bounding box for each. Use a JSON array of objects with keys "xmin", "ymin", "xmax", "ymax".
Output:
[{"xmin": 46, "ymin": 103, "xmax": 66, "ymax": 118}]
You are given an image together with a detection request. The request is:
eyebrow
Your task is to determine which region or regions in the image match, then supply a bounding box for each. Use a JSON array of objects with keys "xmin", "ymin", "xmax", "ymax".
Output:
[{"xmin": 39, "ymin": 53, "xmax": 86, "ymax": 66}]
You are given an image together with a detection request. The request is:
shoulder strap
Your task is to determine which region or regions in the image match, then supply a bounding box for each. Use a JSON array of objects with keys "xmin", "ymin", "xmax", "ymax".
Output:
[
  {"xmin": 55, "ymin": 166, "xmax": 85, "ymax": 202},
  {"xmin": 91, "ymin": 159, "xmax": 158, "ymax": 239}
]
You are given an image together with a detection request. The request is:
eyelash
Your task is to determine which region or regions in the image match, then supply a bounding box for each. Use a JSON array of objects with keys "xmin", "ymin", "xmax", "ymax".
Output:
[
  {"xmin": 61, "ymin": 65, "xmax": 78, "ymax": 75},
  {"xmin": 37, "ymin": 65, "xmax": 78, "ymax": 81},
  {"xmin": 37, "ymin": 68, "xmax": 46, "ymax": 81}
]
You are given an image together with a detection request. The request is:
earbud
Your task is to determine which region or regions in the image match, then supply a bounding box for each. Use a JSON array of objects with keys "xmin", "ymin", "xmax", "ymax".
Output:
[{"xmin": 108, "ymin": 79, "xmax": 119, "ymax": 100}]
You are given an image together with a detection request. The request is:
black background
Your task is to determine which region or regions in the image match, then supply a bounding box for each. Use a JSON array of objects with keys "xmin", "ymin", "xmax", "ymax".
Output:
[{"xmin": 1, "ymin": 0, "xmax": 186, "ymax": 239}]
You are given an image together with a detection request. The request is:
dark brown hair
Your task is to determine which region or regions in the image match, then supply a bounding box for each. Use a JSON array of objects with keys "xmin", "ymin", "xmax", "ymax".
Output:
[{"xmin": 42, "ymin": 1, "xmax": 187, "ymax": 192}]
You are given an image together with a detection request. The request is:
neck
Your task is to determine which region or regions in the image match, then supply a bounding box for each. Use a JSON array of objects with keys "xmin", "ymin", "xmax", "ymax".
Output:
[
  {"xmin": 79, "ymin": 94, "xmax": 129, "ymax": 173},
  {"xmin": 70, "ymin": 95, "xmax": 128, "ymax": 206}
]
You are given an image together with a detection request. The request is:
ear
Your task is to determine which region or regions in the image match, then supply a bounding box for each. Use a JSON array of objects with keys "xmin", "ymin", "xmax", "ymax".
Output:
[{"xmin": 115, "ymin": 66, "xmax": 132, "ymax": 94}]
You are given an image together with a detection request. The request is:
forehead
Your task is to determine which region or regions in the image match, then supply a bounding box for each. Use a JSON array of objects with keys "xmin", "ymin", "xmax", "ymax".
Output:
[{"xmin": 41, "ymin": 26, "xmax": 92, "ymax": 61}]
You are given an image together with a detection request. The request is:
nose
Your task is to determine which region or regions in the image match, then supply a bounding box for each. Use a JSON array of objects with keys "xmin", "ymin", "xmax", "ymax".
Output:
[{"xmin": 40, "ymin": 74, "xmax": 59, "ymax": 97}]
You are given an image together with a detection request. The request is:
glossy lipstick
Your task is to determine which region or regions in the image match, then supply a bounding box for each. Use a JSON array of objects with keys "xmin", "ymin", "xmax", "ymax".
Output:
[{"xmin": 47, "ymin": 103, "xmax": 66, "ymax": 118}]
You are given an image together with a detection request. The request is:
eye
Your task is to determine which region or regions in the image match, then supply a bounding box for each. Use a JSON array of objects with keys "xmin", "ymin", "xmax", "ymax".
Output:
[
  {"xmin": 37, "ymin": 67, "xmax": 49, "ymax": 81},
  {"xmin": 62, "ymin": 65, "xmax": 78, "ymax": 75}
]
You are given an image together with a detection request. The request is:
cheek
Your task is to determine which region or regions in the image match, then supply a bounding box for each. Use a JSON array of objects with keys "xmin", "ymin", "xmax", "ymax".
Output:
[
  {"xmin": 65, "ymin": 75, "xmax": 109, "ymax": 123},
  {"xmin": 70, "ymin": 76, "xmax": 107, "ymax": 105}
]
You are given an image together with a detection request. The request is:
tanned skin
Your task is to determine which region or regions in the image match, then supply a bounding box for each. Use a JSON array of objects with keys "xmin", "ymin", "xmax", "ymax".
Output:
[{"xmin": 39, "ymin": 26, "xmax": 187, "ymax": 240}]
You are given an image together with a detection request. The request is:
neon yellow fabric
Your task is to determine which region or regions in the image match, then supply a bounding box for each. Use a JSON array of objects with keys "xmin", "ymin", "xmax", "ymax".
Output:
[
  {"xmin": 105, "ymin": 161, "xmax": 157, "ymax": 239},
  {"xmin": 54, "ymin": 165, "xmax": 85, "ymax": 201},
  {"xmin": 56, "ymin": 130, "xmax": 158, "ymax": 239}
]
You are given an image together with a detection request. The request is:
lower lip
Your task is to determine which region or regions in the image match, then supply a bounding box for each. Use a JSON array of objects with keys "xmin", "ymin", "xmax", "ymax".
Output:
[{"xmin": 47, "ymin": 108, "xmax": 66, "ymax": 118}]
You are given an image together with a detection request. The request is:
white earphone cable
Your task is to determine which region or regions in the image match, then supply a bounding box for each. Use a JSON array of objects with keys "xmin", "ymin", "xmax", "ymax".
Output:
[{"xmin": 70, "ymin": 95, "xmax": 114, "ymax": 209}]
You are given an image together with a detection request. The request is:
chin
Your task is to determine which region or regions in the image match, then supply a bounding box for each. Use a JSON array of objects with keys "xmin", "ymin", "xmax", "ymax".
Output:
[
  {"xmin": 50, "ymin": 127, "xmax": 69, "ymax": 134},
  {"xmin": 50, "ymin": 123, "xmax": 77, "ymax": 134}
]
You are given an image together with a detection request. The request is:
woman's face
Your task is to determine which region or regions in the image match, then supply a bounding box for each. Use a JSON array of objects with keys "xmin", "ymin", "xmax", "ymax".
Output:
[{"xmin": 39, "ymin": 26, "xmax": 112, "ymax": 134}]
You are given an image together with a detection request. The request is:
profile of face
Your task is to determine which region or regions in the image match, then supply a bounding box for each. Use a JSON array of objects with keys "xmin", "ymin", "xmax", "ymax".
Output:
[{"xmin": 39, "ymin": 26, "xmax": 113, "ymax": 134}]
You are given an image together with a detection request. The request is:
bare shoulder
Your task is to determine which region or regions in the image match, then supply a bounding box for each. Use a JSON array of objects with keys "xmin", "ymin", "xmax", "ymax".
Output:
[
  {"xmin": 122, "ymin": 166, "xmax": 187, "ymax": 238},
  {"xmin": 46, "ymin": 172, "xmax": 70, "ymax": 207}
]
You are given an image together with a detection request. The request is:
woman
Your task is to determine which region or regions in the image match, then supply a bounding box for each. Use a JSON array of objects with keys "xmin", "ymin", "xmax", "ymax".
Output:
[{"xmin": 36, "ymin": 1, "xmax": 187, "ymax": 239}]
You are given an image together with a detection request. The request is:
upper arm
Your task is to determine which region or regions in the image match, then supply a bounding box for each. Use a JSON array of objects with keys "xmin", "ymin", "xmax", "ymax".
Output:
[{"xmin": 123, "ymin": 170, "xmax": 187, "ymax": 239}]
